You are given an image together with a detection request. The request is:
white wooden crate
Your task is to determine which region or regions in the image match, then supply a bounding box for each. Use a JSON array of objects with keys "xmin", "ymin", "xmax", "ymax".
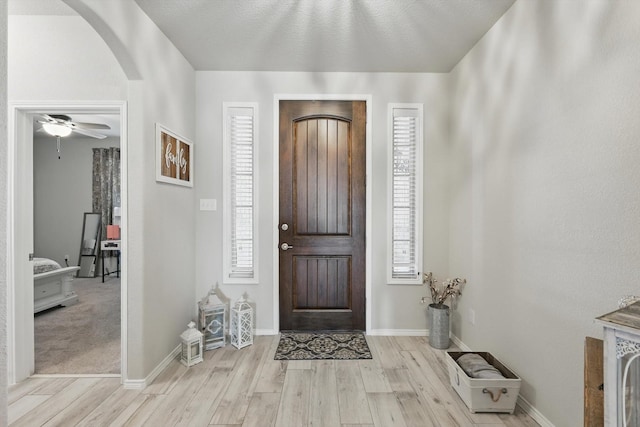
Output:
[{"xmin": 446, "ymin": 351, "xmax": 521, "ymax": 414}]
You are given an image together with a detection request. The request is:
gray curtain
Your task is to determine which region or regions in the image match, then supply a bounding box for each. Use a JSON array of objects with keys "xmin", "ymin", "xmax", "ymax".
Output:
[{"xmin": 92, "ymin": 147, "xmax": 121, "ymax": 247}]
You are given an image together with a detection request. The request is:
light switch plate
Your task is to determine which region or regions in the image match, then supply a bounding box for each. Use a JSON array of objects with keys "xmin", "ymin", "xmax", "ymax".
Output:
[{"xmin": 200, "ymin": 199, "xmax": 217, "ymax": 211}]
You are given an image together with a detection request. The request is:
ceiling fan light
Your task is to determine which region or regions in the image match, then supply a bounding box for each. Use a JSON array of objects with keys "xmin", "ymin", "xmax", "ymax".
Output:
[{"xmin": 42, "ymin": 122, "xmax": 72, "ymax": 137}]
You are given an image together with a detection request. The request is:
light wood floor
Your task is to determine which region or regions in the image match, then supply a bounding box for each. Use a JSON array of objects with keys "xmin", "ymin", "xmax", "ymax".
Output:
[{"xmin": 8, "ymin": 335, "xmax": 540, "ymax": 426}]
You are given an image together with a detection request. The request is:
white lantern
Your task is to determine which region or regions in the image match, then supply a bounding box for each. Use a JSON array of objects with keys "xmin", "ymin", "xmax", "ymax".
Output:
[
  {"xmin": 230, "ymin": 295, "xmax": 253, "ymax": 349},
  {"xmin": 180, "ymin": 321, "xmax": 203, "ymax": 367},
  {"xmin": 198, "ymin": 290, "xmax": 226, "ymax": 350}
]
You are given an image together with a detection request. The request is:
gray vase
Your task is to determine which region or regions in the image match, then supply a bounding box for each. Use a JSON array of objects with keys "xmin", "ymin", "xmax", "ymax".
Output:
[{"xmin": 428, "ymin": 303, "xmax": 450, "ymax": 349}]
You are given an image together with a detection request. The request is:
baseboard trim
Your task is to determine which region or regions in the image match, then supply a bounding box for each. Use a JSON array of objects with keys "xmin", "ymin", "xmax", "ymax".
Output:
[
  {"xmin": 368, "ymin": 329, "xmax": 427, "ymax": 336},
  {"xmin": 31, "ymin": 373, "xmax": 120, "ymax": 379},
  {"xmin": 146, "ymin": 344, "xmax": 181, "ymax": 386},
  {"xmin": 123, "ymin": 344, "xmax": 180, "ymax": 390},
  {"xmin": 255, "ymin": 329, "xmax": 278, "ymax": 335},
  {"xmin": 123, "ymin": 379, "xmax": 146, "ymax": 390},
  {"xmin": 516, "ymin": 395, "xmax": 555, "ymax": 427},
  {"xmin": 449, "ymin": 334, "xmax": 471, "ymax": 351},
  {"xmin": 449, "ymin": 333, "xmax": 555, "ymax": 427}
]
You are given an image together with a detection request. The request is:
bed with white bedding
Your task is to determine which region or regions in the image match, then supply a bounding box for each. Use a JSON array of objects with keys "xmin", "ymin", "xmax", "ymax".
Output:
[{"xmin": 33, "ymin": 257, "xmax": 80, "ymax": 313}]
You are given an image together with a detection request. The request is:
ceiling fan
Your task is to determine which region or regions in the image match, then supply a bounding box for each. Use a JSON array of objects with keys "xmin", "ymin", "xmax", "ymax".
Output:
[
  {"xmin": 38, "ymin": 114, "xmax": 110, "ymax": 139},
  {"xmin": 37, "ymin": 114, "xmax": 111, "ymax": 159}
]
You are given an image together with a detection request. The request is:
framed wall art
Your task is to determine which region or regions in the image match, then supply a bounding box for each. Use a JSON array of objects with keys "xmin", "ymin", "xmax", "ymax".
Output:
[{"xmin": 155, "ymin": 123, "xmax": 194, "ymax": 187}]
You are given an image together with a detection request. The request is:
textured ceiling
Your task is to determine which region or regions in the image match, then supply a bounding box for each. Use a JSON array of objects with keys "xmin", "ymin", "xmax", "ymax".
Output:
[
  {"xmin": 135, "ymin": 0, "xmax": 516, "ymax": 72},
  {"xmin": 9, "ymin": 0, "xmax": 516, "ymax": 72}
]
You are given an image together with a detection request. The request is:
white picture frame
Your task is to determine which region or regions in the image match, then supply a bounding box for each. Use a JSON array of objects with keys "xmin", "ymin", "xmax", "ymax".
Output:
[{"xmin": 155, "ymin": 123, "xmax": 194, "ymax": 187}]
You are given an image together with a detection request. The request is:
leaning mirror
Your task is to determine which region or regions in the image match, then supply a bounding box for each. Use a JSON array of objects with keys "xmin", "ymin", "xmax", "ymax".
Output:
[{"xmin": 77, "ymin": 212, "xmax": 102, "ymax": 277}]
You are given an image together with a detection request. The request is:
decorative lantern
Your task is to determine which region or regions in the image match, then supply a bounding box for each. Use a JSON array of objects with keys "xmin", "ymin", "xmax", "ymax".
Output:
[
  {"xmin": 230, "ymin": 294, "xmax": 254, "ymax": 349},
  {"xmin": 180, "ymin": 321, "xmax": 203, "ymax": 367},
  {"xmin": 198, "ymin": 289, "xmax": 226, "ymax": 350}
]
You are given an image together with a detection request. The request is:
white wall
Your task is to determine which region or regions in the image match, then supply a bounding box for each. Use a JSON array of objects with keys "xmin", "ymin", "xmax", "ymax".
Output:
[
  {"xmin": 33, "ymin": 136, "xmax": 119, "ymax": 268},
  {"xmin": 8, "ymin": 15, "xmax": 127, "ymax": 100},
  {"xmin": 8, "ymin": 12, "xmax": 127, "ymax": 280},
  {"xmin": 14, "ymin": 5, "xmax": 640, "ymax": 425},
  {"xmin": 195, "ymin": 72, "xmax": 450, "ymax": 333},
  {"xmin": 1, "ymin": 0, "xmax": 8, "ymax": 423},
  {"xmin": 8, "ymin": 11, "xmax": 128, "ymax": 382},
  {"xmin": 449, "ymin": 1, "xmax": 640, "ymax": 425},
  {"xmin": 61, "ymin": 0, "xmax": 196, "ymax": 379},
  {"xmin": 10, "ymin": 0, "xmax": 196, "ymax": 382}
]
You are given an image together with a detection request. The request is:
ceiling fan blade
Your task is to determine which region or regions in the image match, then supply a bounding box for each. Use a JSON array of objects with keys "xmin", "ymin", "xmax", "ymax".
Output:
[
  {"xmin": 49, "ymin": 114, "xmax": 72, "ymax": 122},
  {"xmin": 73, "ymin": 122, "xmax": 111, "ymax": 130},
  {"xmin": 39, "ymin": 114, "xmax": 57, "ymax": 123},
  {"xmin": 72, "ymin": 127, "xmax": 107, "ymax": 139}
]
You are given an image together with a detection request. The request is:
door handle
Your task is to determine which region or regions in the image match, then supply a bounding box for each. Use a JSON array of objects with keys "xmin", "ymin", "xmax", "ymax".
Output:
[{"xmin": 280, "ymin": 243, "xmax": 293, "ymax": 251}]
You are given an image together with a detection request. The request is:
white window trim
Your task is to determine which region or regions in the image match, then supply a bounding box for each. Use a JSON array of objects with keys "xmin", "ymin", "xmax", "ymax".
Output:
[
  {"xmin": 223, "ymin": 102, "xmax": 259, "ymax": 284},
  {"xmin": 387, "ymin": 103, "xmax": 424, "ymax": 285}
]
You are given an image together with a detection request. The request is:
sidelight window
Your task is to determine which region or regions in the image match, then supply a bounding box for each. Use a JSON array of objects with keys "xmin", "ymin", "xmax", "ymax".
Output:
[
  {"xmin": 388, "ymin": 104, "xmax": 423, "ymax": 285},
  {"xmin": 223, "ymin": 103, "xmax": 259, "ymax": 284}
]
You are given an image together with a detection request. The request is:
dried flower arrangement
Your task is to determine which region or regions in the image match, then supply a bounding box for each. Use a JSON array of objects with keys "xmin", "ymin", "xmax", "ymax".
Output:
[{"xmin": 420, "ymin": 272, "xmax": 467, "ymax": 307}]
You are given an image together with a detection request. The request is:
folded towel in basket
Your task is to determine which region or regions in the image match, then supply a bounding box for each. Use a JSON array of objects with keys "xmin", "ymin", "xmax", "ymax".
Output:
[{"xmin": 457, "ymin": 354, "xmax": 505, "ymax": 379}]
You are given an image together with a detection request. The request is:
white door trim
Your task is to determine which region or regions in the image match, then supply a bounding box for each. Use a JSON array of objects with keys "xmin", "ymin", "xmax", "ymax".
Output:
[
  {"xmin": 272, "ymin": 94, "xmax": 372, "ymax": 333},
  {"xmin": 7, "ymin": 101, "xmax": 128, "ymax": 384}
]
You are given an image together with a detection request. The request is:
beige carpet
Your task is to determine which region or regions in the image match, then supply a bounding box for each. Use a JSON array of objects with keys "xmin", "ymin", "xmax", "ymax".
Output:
[{"xmin": 34, "ymin": 276, "xmax": 121, "ymax": 374}]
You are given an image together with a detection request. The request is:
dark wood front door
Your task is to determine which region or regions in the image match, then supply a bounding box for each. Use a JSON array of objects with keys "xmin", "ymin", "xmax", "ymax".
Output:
[{"xmin": 279, "ymin": 100, "xmax": 366, "ymax": 331}]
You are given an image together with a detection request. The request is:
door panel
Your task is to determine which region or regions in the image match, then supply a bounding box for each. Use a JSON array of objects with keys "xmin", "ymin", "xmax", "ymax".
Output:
[
  {"xmin": 279, "ymin": 100, "xmax": 366, "ymax": 331},
  {"xmin": 293, "ymin": 256, "xmax": 350, "ymax": 309},
  {"xmin": 294, "ymin": 118, "xmax": 350, "ymax": 235}
]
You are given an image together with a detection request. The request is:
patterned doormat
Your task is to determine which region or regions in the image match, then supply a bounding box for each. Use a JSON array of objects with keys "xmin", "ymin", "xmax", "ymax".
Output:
[{"xmin": 274, "ymin": 331, "xmax": 372, "ymax": 360}]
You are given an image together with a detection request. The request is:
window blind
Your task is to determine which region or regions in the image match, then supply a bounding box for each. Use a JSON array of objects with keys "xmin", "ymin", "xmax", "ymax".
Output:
[
  {"xmin": 230, "ymin": 113, "xmax": 254, "ymax": 277},
  {"xmin": 389, "ymin": 106, "xmax": 422, "ymax": 282},
  {"xmin": 224, "ymin": 104, "xmax": 258, "ymax": 282}
]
